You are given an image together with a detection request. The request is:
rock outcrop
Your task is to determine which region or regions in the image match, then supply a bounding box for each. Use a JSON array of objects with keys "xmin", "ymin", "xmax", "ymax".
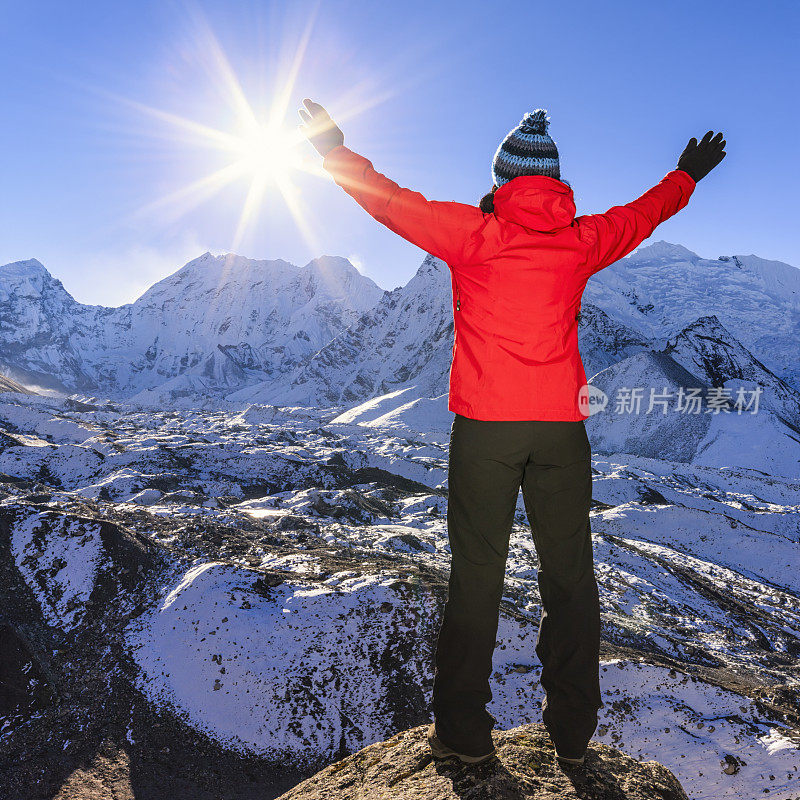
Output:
[{"xmin": 275, "ymin": 722, "xmax": 690, "ymax": 800}]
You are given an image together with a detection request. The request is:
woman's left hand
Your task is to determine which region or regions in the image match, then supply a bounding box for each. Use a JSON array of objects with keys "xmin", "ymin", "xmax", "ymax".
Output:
[{"xmin": 298, "ymin": 99, "xmax": 344, "ymax": 157}]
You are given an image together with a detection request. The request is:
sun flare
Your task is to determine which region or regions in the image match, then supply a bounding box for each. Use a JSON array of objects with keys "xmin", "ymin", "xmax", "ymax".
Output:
[
  {"xmin": 232, "ymin": 122, "xmax": 307, "ymax": 184},
  {"xmin": 117, "ymin": 6, "xmax": 395, "ymax": 257}
]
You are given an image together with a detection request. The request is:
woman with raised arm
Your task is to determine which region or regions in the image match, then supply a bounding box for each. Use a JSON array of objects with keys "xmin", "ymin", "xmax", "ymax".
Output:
[{"xmin": 298, "ymin": 98, "xmax": 726, "ymax": 767}]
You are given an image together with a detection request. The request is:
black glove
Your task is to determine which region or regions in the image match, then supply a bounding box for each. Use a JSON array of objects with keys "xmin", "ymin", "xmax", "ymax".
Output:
[
  {"xmin": 298, "ymin": 98, "xmax": 344, "ymax": 157},
  {"xmin": 677, "ymin": 130, "xmax": 727, "ymax": 182}
]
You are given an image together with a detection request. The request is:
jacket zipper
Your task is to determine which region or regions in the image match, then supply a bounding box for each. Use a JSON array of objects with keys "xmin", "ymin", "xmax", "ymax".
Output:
[{"xmin": 456, "ymin": 281, "xmax": 461, "ymax": 311}]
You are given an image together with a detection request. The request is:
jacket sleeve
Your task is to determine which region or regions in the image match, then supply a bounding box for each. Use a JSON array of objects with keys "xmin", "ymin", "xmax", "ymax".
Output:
[
  {"xmin": 578, "ymin": 169, "xmax": 696, "ymax": 277},
  {"xmin": 322, "ymin": 145, "xmax": 487, "ymax": 267}
]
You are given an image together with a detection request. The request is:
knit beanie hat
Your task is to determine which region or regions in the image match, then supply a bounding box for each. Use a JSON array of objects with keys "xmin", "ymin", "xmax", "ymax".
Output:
[{"xmin": 491, "ymin": 109, "xmax": 560, "ymax": 187}]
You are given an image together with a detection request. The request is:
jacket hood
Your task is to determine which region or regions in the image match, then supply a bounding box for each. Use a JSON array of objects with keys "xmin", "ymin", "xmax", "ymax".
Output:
[{"xmin": 492, "ymin": 175, "xmax": 576, "ymax": 232}]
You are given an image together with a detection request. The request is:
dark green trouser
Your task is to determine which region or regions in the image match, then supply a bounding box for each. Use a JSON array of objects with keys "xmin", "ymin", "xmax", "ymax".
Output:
[{"xmin": 431, "ymin": 413, "xmax": 603, "ymax": 758}]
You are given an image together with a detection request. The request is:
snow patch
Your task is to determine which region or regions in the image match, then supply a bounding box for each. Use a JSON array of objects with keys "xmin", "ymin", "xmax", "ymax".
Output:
[{"xmin": 11, "ymin": 511, "xmax": 109, "ymax": 630}]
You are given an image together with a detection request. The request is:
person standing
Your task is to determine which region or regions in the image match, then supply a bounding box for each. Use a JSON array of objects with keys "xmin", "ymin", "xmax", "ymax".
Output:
[{"xmin": 299, "ymin": 98, "xmax": 726, "ymax": 766}]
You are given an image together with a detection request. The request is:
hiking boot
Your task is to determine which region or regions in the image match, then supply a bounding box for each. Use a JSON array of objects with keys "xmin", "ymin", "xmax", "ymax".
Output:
[
  {"xmin": 555, "ymin": 748, "xmax": 586, "ymax": 767},
  {"xmin": 427, "ymin": 723, "xmax": 497, "ymax": 764}
]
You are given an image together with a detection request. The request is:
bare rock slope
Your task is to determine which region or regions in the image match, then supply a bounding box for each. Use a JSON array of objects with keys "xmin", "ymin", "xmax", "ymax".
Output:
[{"xmin": 276, "ymin": 723, "xmax": 689, "ymax": 800}]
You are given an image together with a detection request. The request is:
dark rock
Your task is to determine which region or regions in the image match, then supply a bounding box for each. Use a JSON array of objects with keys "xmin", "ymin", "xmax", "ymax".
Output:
[
  {"xmin": 253, "ymin": 571, "xmax": 289, "ymax": 594},
  {"xmin": 638, "ymin": 487, "xmax": 670, "ymax": 506},
  {"xmin": 0, "ymin": 624, "xmax": 56, "ymax": 716}
]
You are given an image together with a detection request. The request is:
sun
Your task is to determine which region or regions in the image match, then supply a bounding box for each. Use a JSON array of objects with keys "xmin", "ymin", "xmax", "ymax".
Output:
[
  {"xmin": 232, "ymin": 121, "xmax": 306, "ymax": 185},
  {"xmin": 113, "ymin": 5, "xmax": 373, "ymax": 258},
  {"xmin": 124, "ymin": 72, "xmax": 326, "ymax": 255},
  {"xmin": 85, "ymin": 2, "xmax": 449, "ymax": 266}
]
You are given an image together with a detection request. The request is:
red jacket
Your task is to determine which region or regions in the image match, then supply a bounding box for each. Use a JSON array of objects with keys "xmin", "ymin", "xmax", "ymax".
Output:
[{"xmin": 322, "ymin": 145, "xmax": 696, "ymax": 421}]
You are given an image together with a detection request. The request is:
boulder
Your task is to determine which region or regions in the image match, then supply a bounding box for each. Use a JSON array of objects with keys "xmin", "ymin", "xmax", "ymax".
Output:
[{"xmin": 276, "ymin": 722, "xmax": 689, "ymax": 800}]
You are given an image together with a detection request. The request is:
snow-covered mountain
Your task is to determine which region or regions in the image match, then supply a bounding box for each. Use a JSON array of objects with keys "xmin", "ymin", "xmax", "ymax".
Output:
[
  {"xmin": 582, "ymin": 241, "xmax": 800, "ymax": 390},
  {"xmin": 583, "ymin": 312, "xmax": 800, "ymax": 478},
  {"xmin": 0, "ymin": 258, "xmax": 107, "ymax": 391},
  {"xmin": 662, "ymin": 314, "xmax": 800, "ymax": 423},
  {"xmin": 4, "ymin": 242, "xmax": 799, "ymax": 405},
  {"xmin": 227, "ymin": 254, "xmax": 456, "ymax": 407},
  {"xmin": 585, "ymin": 350, "xmax": 713, "ymax": 462},
  {"xmin": 2, "ymin": 243, "xmax": 798, "ymax": 398},
  {"xmin": 1, "ymin": 242, "xmax": 799, "ymax": 477},
  {"xmin": 0, "ymin": 253, "xmax": 385, "ymax": 397}
]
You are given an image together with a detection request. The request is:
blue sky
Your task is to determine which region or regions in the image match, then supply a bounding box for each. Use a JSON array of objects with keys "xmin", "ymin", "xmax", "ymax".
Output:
[{"xmin": 1, "ymin": 0, "xmax": 797, "ymax": 306}]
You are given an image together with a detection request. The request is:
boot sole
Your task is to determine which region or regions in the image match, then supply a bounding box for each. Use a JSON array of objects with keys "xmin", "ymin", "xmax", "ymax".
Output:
[
  {"xmin": 556, "ymin": 752, "xmax": 586, "ymax": 766},
  {"xmin": 427, "ymin": 723, "xmax": 497, "ymax": 764}
]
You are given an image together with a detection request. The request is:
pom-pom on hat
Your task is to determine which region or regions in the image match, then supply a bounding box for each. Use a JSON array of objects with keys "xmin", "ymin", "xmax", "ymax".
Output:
[{"xmin": 492, "ymin": 109, "xmax": 561, "ymax": 187}]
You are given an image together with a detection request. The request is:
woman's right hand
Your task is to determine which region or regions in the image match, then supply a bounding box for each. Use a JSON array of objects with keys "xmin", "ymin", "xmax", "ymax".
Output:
[{"xmin": 298, "ymin": 99, "xmax": 345, "ymax": 157}]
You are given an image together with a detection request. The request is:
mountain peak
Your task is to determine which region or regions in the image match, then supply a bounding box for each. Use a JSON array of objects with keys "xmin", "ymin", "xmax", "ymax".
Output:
[
  {"xmin": 166, "ymin": 252, "xmax": 297, "ymax": 281},
  {"xmin": 630, "ymin": 240, "xmax": 699, "ymax": 262},
  {"xmin": 672, "ymin": 313, "xmax": 725, "ymax": 335},
  {"xmin": 299, "ymin": 256, "xmax": 384, "ymax": 299},
  {"xmin": 302, "ymin": 255, "xmax": 361, "ymax": 276},
  {"xmin": 182, "ymin": 252, "xmax": 274, "ymax": 270},
  {"xmin": 0, "ymin": 258, "xmax": 51, "ymax": 280}
]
